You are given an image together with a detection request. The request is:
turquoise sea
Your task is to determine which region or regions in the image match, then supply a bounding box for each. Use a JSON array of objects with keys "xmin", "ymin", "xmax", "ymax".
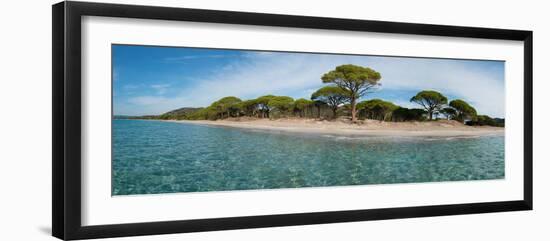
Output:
[{"xmin": 112, "ymin": 120, "xmax": 504, "ymax": 195}]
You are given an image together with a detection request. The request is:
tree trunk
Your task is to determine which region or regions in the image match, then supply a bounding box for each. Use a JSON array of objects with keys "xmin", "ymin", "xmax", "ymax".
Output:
[
  {"xmin": 332, "ymin": 107, "xmax": 337, "ymax": 119},
  {"xmin": 428, "ymin": 110, "xmax": 433, "ymax": 120},
  {"xmin": 317, "ymin": 106, "xmax": 321, "ymax": 119},
  {"xmin": 350, "ymin": 98, "xmax": 357, "ymax": 122}
]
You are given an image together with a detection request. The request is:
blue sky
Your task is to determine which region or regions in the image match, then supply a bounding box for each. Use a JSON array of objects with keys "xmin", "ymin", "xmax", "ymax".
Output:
[{"xmin": 113, "ymin": 45, "xmax": 505, "ymax": 118}]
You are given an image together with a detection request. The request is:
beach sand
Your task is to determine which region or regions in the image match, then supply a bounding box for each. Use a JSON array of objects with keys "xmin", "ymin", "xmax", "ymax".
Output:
[{"xmin": 167, "ymin": 118, "xmax": 504, "ymax": 137}]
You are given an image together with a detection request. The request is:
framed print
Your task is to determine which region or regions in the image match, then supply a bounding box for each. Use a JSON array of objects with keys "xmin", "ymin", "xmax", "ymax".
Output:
[{"xmin": 52, "ymin": 1, "xmax": 533, "ymax": 240}]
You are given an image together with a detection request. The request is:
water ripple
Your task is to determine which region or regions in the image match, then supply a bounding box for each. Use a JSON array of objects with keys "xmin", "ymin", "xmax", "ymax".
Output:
[{"xmin": 113, "ymin": 120, "xmax": 505, "ymax": 195}]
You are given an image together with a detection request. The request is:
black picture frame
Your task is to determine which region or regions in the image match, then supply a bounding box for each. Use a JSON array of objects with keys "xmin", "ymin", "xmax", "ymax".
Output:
[{"xmin": 52, "ymin": 1, "xmax": 533, "ymax": 240}]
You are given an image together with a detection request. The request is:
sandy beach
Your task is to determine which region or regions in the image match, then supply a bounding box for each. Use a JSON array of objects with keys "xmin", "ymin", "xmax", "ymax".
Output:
[{"xmin": 166, "ymin": 118, "xmax": 504, "ymax": 137}]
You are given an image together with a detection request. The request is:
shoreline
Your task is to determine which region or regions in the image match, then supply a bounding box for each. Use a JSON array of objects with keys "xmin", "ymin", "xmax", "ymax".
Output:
[{"xmin": 159, "ymin": 118, "xmax": 504, "ymax": 137}]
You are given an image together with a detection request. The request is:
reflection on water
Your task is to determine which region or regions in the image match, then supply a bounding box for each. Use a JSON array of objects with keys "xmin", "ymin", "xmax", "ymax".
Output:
[{"xmin": 113, "ymin": 120, "xmax": 505, "ymax": 195}]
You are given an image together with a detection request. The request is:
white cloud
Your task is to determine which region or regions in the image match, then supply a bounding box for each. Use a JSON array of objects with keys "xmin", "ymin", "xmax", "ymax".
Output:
[
  {"xmin": 150, "ymin": 84, "xmax": 170, "ymax": 95},
  {"xmin": 366, "ymin": 58, "xmax": 505, "ymax": 117},
  {"xmin": 168, "ymin": 53, "xmax": 345, "ymax": 107},
  {"xmin": 123, "ymin": 95, "xmax": 189, "ymax": 115},
  {"xmin": 127, "ymin": 96, "xmax": 170, "ymax": 106},
  {"xmin": 122, "ymin": 53, "xmax": 504, "ymax": 117}
]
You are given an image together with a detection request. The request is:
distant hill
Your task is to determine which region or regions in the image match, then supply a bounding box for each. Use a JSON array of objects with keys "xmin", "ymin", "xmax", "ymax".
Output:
[
  {"xmin": 114, "ymin": 107, "xmax": 204, "ymax": 120},
  {"xmin": 164, "ymin": 107, "xmax": 202, "ymax": 116},
  {"xmin": 158, "ymin": 107, "xmax": 204, "ymax": 120}
]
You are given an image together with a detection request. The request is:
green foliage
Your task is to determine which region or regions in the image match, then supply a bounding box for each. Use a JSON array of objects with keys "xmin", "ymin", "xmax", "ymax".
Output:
[
  {"xmin": 238, "ymin": 99, "xmax": 260, "ymax": 117},
  {"xmin": 293, "ymin": 98, "xmax": 313, "ymax": 110},
  {"xmin": 410, "ymin": 90, "xmax": 448, "ymax": 120},
  {"xmin": 256, "ymin": 95, "xmax": 276, "ymax": 105},
  {"xmin": 494, "ymin": 118, "xmax": 505, "ymax": 127},
  {"xmin": 321, "ymin": 64, "xmax": 382, "ymax": 88},
  {"xmin": 209, "ymin": 96, "xmax": 242, "ymax": 119},
  {"xmin": 311, "ymin": 86, "xmax": 351, "ymax": 99},
  {"xmin": 255, "ymin": 95, "xmax": 276, "ymax": 118},
  {"xmin": 311, "ymin": 100, "xmax": 328, "ymax": 118},
  {"xmin": 321, "ymin": 64, "xmax": 381, "ymax": 121},
  {"xmin": 476, "ymin": 115, "xmax": 496, "ymax": 125},
  {"xmin": 391, "ymin": 107, "xmax": 427, "ymax": 122},
  {"xmin": 267, "ymin": 96, "xmax": 294, "ymax": 117},
  {"xmin": 293, "ymin": 98, "xmax": 313, "ymax": 117},
  {"xmin": 146, "ymin": 65, "xmax": 496, "ymax": 127},
  {"xmin": 155, "ymin": 107, "xmax": 203, "ymax": 120},
  {"xmin": 311, "ymin": 86, "xmax": 350, "ymax": 118},
  {"xmin": 466, "ymin": 115, "xmax": 504, "ymax": 127},
  {"xmin": 441, "ymin": 107, "xmax": 457, "ymax": 120},
  {"xmin": 158, "ymin": 113, "xmax": 171, "ymax": 120},
  {"xmin": 357, "ymin": 99, "xmax": 398, "ymax": 121},
  {"xmin": 449, "ymin": 99, "xmax": 477, "ymax": 121},
  {"xmin": 183, "ymin": 106, "xmax": 218, "ymax": 120}
]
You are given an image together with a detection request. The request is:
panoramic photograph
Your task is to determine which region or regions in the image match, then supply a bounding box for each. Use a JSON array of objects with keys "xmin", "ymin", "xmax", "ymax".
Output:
[{"xmin": 112, "ymin": 44, "xmax": 505, "ymax": 196}]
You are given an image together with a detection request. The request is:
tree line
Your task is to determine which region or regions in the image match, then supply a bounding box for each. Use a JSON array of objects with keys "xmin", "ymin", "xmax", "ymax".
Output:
[{"xmin": 155, "ymin": 64, "xmax": 504, "ymax": 127}]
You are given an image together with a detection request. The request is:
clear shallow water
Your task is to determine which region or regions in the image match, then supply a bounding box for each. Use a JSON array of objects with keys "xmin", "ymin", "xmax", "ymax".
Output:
[{"xmin": 113, "ymin": 120, "xmax": 504, "ymax": 195}]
